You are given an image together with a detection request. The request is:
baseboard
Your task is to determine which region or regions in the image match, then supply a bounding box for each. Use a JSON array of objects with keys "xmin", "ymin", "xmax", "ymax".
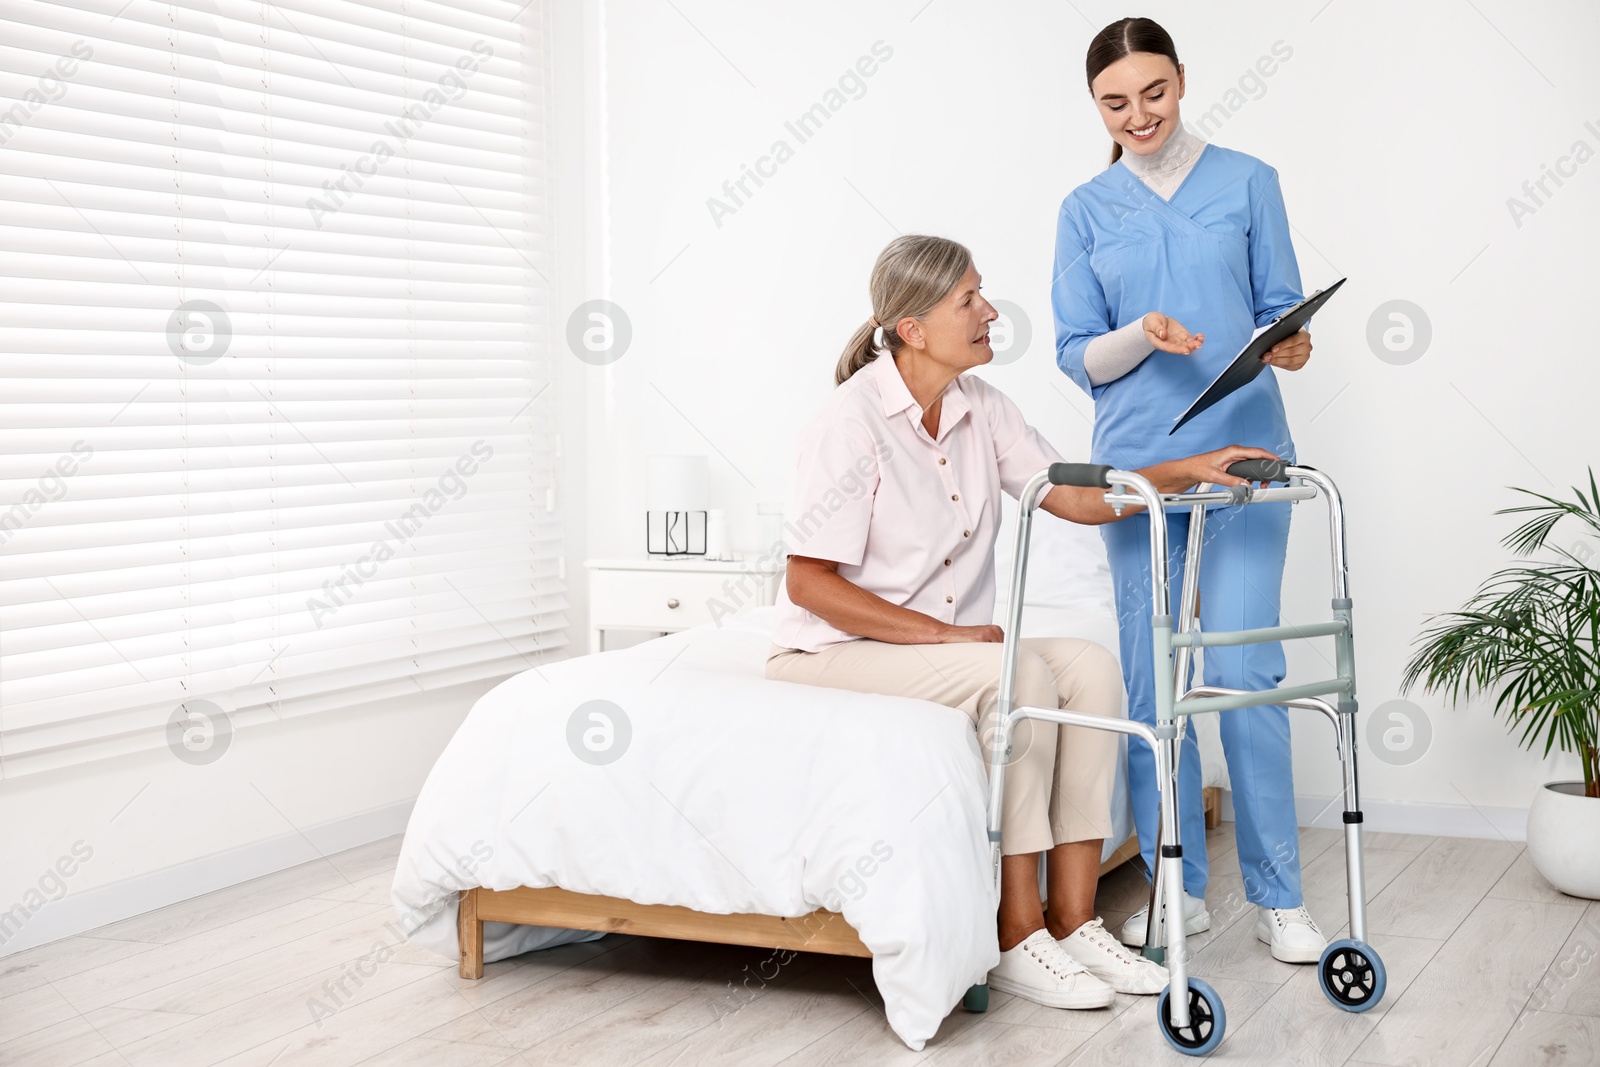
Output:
[
  {"xmin": 0, "ymin": 798, "xmax": 415, "ymax": 959},
  {"xmin": 1218, "ymin": 790, "xmax": 1529, "ymax": 843}
]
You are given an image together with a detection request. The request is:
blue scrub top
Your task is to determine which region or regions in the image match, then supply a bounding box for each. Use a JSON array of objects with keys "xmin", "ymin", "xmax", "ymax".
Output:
[{"xmin": 1052, "ymin": 143, "xmax": 1303, "ymax": 470}]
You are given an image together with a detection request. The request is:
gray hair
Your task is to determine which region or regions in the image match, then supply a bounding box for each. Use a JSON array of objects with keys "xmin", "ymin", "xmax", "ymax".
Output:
[{"xmin": 835, "ymin": 235, "xmax": 973, "ymax": 387}]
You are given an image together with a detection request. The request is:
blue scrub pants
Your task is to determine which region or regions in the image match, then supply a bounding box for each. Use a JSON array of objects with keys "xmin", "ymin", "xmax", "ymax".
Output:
[{"xmin": 1100, "ymin": 499, "xmax": 1304, "ymax": 908}]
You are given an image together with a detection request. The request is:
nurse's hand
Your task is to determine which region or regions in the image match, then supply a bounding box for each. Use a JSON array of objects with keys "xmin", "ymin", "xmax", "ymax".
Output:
[
  {"xmin": 1143, "ymin": 312, "xmax": 1204, "ymax": 355},
  {"xmin": 1263, "ymin": 329, "xmax": 1312, "ymax": 370}
]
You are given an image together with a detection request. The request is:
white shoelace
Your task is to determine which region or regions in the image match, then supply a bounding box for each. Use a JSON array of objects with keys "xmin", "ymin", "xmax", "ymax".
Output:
[
  {"xmin": 1270, "ymin": 905, "xmax": 1323, "ymax": 933},
  {"xmin": 1023, "ymin": 934, "xmax": 1089, "ymax": 978},
  {"xmin": 1073, "ymin": 917, "xmax": 1143, "ymax": 966}
]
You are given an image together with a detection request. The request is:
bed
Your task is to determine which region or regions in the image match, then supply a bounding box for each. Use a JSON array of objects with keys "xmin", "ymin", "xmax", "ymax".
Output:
[{"xmin": 393, "ymin": 513, "xmax": 1214, "ymax": 1050}]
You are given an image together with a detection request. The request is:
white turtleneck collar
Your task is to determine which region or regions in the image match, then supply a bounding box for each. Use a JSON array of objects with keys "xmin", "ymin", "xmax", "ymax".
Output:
[{"xmin": 1117, "ymin": 122, "xmax": 1207, "ymax": 200}]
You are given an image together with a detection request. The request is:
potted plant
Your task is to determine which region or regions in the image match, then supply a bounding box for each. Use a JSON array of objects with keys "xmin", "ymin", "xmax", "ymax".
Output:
[{"xmin": 1401, "ymin": 471, "xmax": 1600, "ymax": 899}]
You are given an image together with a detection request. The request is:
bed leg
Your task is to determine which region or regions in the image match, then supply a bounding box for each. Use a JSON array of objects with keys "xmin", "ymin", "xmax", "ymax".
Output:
[{"xmin": 459, "ymin": 888, "xmax": 484, "ymax": 979}]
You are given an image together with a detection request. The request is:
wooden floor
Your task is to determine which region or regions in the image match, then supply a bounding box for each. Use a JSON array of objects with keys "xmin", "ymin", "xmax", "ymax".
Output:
[{"xmin": 2, "ymin": 822, "xmax": 1597, "ymax": 1066}]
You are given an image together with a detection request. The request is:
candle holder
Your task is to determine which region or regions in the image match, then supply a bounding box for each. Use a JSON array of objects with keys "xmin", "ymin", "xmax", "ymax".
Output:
[{"xmin": 646, "ymin": 509, "xmax": 707, "ymax": 556}]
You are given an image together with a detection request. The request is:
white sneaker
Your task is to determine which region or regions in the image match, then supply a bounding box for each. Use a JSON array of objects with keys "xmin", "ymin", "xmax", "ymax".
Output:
[
  {"xmin": 1256, "ymin": 904, "xmax": 1327, "ymax": 963},
  {"xmin": 1057, "ymin": 917, "xmax": 1169, "ymax": 995},
  {"xmin": 1118, "ymin": 891, "xmax": 1210, "ymax": 947},
  {"xmin": 988, "ymin": 929, "xmax": 1116, "ymax": 1009}
]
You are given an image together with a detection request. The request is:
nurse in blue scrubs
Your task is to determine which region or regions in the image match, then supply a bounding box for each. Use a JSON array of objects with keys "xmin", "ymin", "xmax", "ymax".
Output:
[{"xmin": 1052, "ymin": 17, "xmax": 1327, "ymax": 964}]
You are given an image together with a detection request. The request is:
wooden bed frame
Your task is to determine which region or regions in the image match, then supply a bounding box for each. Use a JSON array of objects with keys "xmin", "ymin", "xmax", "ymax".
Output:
[{"xmin": 457, "ymin": 787, "xmax": 1221, "ymax": 977}]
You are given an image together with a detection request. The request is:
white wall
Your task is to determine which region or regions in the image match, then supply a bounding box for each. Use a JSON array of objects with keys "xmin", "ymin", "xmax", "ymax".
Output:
[{"xmin": 575, "ymin": 0, "xmax": 1600, "ymax": 827}]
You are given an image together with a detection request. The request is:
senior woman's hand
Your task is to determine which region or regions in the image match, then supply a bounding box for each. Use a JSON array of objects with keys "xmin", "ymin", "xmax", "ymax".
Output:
[
  {"xmin": 786, "ymin": 555, "xmax": 1009, "ymax": 645},
  {"xmin": 935, "ymin": 624, "xmax": 1004, "ymax": 643},
  {"xmin": 1154, "ymin": 445, "xmax": 1281, "ymax": 492}
]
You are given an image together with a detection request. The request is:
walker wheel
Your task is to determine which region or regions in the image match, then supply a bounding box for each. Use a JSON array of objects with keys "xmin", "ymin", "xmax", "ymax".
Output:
[
  {"xmin": 1156, "ymin": 977, "xmax": 1226, "ymax": 1056},
  {"xmin": 962, "ymin": 982, "xmax": 989, "ymax": 1012},
  {"xmin": 1318, "ymin": 939, "xmax": 1386, "ymax": 1012}
]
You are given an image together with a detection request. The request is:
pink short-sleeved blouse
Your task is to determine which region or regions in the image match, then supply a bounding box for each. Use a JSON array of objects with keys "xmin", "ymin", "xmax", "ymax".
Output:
[{"xmin": 772, "ymin": 353, "xmax": 1066, "ymax": 653}]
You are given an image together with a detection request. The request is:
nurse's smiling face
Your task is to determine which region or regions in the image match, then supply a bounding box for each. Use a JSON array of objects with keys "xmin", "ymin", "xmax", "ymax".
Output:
[{"xmin": 1090, "ymin": 52, "xmax": 1185, "ymax": 157}]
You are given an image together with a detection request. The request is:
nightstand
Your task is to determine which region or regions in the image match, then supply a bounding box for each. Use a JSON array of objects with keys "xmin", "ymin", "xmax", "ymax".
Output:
[{"xmin": 585, "ymin": 558, "xmax": 783, "ymax": 653}]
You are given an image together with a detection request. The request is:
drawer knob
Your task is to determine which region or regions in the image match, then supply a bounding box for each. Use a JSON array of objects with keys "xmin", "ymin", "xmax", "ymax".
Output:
[{"xmin": 666, "ymin": 598, "xmax": 680, "ymax": 609}]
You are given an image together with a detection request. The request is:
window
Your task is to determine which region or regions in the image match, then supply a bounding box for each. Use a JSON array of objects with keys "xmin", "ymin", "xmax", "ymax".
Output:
[{"xmin": 0, "ymin": 0, "xmax": 564, "ymax": 776}]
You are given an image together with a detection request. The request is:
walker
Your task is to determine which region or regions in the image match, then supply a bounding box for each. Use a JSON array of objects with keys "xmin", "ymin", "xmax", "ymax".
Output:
[{"xmin": 963, "ymin": 458, "xmax": 1387, "ymax": 1057}]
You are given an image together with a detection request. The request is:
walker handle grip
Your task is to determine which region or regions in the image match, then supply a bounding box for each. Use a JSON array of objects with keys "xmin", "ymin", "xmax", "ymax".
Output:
[
  {"xmin": 1048, "ymin": 463, "xmax": 1113, "ymax": 489},
  {"xmin": 1226, "ymin": 458, "xmax": 1290, "ymax": 483}
]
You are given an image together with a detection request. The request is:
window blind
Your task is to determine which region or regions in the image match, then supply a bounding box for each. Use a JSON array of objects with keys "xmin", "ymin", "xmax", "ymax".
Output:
[{"xmin": 0, "ymin": 0, "xmax": 565, "ymax": 777}]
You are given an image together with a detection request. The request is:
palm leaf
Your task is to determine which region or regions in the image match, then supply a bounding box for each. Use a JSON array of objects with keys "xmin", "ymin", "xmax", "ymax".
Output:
[
  {"xmin": 1497, "ymin": 470, "xmax": 1600, "ymax": 554},
  {"xmin": 1403, "ymin": 469, "xmax": 1600, "ymax": 785}
]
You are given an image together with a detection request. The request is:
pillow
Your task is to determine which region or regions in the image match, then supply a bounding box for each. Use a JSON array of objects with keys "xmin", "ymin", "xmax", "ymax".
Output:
[{"xmin": 992, "ymin": 507, "xmax": 1114, "ymax": 616}]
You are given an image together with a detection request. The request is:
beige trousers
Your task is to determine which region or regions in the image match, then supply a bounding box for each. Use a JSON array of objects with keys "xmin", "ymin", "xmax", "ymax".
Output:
[{"xmin": 766, "ymin": 637, "xmax": 1122, "ymax": 856}]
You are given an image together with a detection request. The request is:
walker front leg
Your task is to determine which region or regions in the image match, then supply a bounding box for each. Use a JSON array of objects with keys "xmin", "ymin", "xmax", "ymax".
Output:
[
  {"xmin": 985, "ymin": 708, "xmax": 1009, "ymax": 898},
  {"xmin": 1143, "ymin": 805, "xmax": 1169, "ymax": 963},
  {"xmin": 1339, "ymin": 703, "xmax": 1368, "ymax": 943},
  {"xmin": 1309, "ymin": 464, "xmax": 1370, "ymax": 943},
  {"xmin": 1150, "ymin": 593, "xmax": 1189, "ymax": 1028},
  {"xmin": 974, "ymin": 702, "xmax": 1010, "ymax": 1015},
  {"xmin": 1155, "ymin": 730, "xmax": 1190, "ymax": 1028},
  {"xmin": 1145, "ymin": 498, "xmax": 1205, "ymax": 964}
]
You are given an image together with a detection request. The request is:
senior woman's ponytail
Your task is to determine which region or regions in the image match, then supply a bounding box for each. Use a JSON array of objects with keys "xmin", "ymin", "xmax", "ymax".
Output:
[
  {"xmin": 1084, "ymin": 17, "xmax": 1182, "ymax": 167},
  {"xmin": 834, "ymin": 234, "xmax": 973, "ymax": 387}
]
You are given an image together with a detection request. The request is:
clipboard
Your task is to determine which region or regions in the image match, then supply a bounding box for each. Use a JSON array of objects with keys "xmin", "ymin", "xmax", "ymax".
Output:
[{"xmin": 1168, "ymin": 277, "xmax": 1346, "ymax": 435}]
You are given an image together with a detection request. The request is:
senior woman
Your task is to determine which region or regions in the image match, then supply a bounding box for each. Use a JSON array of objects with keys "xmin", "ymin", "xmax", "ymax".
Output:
[{"xmin": 765, "ymin": 234, "xmax": 1277, "ymax": 1011}]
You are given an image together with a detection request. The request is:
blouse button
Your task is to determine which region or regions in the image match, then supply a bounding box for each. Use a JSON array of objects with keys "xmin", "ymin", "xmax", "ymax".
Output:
[
  {"xmin": 963, "ymin": 530, "xmax": 970, "ymax": 537},
  {"xmin": 945, "ymin": 596, "xmax": 953, "ymax": 603},
  {"xmin": 951, "ymin": 494, "xmax": 959, "ymax": 501},
  {"xmin": 944, "ymin": 559, "xmax": 951, "ymax": 566},
  {"xmin": 938, "ymin": 457, "xmax": 947, "ymax": 465}
]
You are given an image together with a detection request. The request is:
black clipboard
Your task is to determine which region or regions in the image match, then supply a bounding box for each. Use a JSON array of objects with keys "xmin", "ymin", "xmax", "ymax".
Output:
[{"xmin": 1168, "ymin": 277, "xmax": 1346, "ymax": 435}]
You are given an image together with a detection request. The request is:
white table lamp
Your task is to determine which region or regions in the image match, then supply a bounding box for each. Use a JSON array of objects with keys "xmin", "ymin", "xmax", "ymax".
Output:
[{"xmin": 646, "ymin": 455, "xmax": 708, "ymax": 556}]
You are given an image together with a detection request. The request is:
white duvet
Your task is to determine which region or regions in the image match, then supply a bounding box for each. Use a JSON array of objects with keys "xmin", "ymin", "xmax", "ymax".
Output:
[{"xmin": 393, "ymin": 606, "xmax": 1004, "ymax": 1049}]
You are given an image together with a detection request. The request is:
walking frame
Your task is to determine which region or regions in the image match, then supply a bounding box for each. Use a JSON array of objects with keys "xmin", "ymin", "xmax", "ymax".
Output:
[{"xmin": 971, "ymin": 458, "xmax": 1388, "ymax": 1056}]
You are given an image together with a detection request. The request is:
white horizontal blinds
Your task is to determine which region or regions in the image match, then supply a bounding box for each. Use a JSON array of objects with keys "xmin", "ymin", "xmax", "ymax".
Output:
[{"xmin": 0, "ymin": 0, "xmax": 565, "ymax": 776}]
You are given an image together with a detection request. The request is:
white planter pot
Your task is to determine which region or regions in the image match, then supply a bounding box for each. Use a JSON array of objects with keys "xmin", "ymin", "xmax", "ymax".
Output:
[{"xmin": 1526, "ymin": 781, "xmax": 1600, "ymax": 900}]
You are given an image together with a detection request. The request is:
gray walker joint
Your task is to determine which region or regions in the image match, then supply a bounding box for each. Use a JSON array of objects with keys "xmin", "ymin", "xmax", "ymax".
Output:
[{"xmin": 976, "ymin": 458, "xmax": 1384, "ymax": 1053}]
